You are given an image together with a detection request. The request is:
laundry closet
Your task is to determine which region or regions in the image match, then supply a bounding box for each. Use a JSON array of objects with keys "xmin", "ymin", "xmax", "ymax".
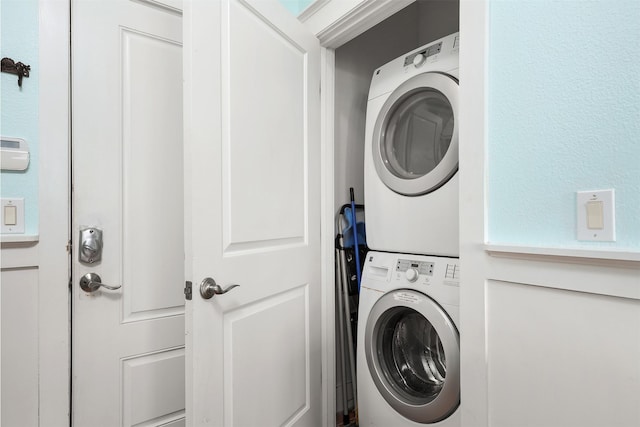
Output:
[{"xmin": 331, "ymin": 0, "xmax": 460, "ymax": 421}]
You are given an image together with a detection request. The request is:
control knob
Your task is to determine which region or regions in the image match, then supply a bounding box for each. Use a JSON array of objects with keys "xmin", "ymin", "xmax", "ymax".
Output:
[
  {"xmin": 413, "ymin": 53, "xmax": 426, "ymax": 67},
  {"xmin": 405, "ymin": 268, "xmax": 419, "ymax": 283}
]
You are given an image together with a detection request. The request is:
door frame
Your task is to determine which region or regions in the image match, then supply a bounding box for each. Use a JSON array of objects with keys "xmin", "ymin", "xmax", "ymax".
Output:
[
  {"xmin": 38, "ymin": 0, "xmax": 71, "ymax": 424},
  {"xmin": 310, "ymin": 1, "xmax": 425, "ymax": 423},
  {"xmin": 37, "ymin": 1, "xmax": 488, "ymax": 426}
]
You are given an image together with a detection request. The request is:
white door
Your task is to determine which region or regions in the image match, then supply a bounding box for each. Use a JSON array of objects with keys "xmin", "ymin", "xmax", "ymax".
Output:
[
  {"xmin": 183, "ymin": 0, "xmax": 322, "ymax": 425},
  {"xmin": 72, "ymin": 0, "xmax": 185, "ymax": 426}
]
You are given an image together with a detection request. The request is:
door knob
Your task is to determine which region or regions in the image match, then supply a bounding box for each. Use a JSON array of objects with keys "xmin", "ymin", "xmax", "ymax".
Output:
[
  {"xmin": 79, "ymin": 273, "xmax": 122, "ymax": 293},
  {"xmin": 199, "ymin": 277, "xmax": 239, "ymax": 299}
]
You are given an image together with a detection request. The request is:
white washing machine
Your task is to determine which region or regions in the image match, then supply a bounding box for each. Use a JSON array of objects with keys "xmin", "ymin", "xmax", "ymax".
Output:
[
  {"xmin": 364, "ymin": 33, "xmax": 460, "ymax": 257},
  {"xmin": 357, "ymin": 251, "xmax": 460, "ymax": 427}
]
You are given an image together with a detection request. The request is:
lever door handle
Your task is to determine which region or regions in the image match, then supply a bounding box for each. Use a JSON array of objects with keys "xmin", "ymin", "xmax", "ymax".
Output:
[
  {"xmin": 79, "ymin": 273, "xmax": 122, "ymax": 293},
  {"xmin": 199, "ymin": 277, "xmax": 239, "ymax": 299}
]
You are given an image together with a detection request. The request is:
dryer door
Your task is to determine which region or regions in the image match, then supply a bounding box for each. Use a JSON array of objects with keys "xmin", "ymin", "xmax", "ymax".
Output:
[
  {"xmin": 372, "ymin": 72, "xmax": 458, "ymax": 196},
  {"xmin": 364, "ymin": 289, "xmax": 460, "ymax": 423}
]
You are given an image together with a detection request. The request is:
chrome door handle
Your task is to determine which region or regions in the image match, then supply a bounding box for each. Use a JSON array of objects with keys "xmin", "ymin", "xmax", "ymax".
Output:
[
  {"xmin": 79, "ymin": 273, "xmax": 122, "ymax": 293},
  {"xmin": 199, "ymin": 277, "xmax": 239, "ymax": 299}
]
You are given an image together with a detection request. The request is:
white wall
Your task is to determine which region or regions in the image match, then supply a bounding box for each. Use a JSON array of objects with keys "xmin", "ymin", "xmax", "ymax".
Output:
[
  {"xmin": 459, "ymin": 1, "xmax": 640, "ymax": 426},
  {"xmin": 1, "ymin": 247, "xmax": 40, "ymax": 425},
  {"xmin": 486, "ymin": 276, "xmax": 640, "ymax": 427},
  {"xmin": 0, "ymin": 2, "xmax": 42, "ymax": 421},
  {"xmin": 1, "ymin": 0, "xmax": 70, "ymax": 425}
]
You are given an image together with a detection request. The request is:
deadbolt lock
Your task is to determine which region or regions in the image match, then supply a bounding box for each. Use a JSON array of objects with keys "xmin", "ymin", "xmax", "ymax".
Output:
[{"xmin": 79, "ymin": 227, "xmax": 103, "ymax": 264}]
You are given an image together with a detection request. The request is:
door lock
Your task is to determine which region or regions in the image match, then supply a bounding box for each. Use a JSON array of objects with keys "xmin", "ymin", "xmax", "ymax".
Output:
[{"xmin": 79, "ymin": 227, "xmax": 103, "ymax": 264}]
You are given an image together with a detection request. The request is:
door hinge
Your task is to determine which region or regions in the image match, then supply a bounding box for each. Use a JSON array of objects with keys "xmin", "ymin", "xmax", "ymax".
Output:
[
  {"xmin": 66, "ymin": 239, "xmax": 72, "ymax": 254},
  {"xmin": 184, "ymin": 281, "xmax": 192, "ymax": 301}
]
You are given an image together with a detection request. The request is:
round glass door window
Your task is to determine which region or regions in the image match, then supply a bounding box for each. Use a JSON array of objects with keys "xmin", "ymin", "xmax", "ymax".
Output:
[
  {"xmin": 380, "ymin": 307, "xmax": 447, "ymax": 402},
  {"xmin": 373, "ymin": 73, "xmax": 459, "ymax": 196},
  {"xmin": 365, "ymin": 291, "xmax": 460, "ymax": 423}
]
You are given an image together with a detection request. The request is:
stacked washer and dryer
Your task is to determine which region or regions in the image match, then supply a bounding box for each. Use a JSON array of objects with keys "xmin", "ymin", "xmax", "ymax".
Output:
[{"xmin": 358, "ymin": 32, "xmax": 461, "ymax": 427}]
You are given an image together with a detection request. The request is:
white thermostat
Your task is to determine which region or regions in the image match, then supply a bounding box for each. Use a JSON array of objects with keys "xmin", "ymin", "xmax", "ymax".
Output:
[{"xmin": 1, "ymin": 137, "xmax": 30, "ymax": 171}]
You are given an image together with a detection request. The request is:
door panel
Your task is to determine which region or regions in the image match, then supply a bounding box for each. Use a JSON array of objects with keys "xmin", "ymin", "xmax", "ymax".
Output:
[
  {"xmin": 72, "ymin": 0, "xmax": 184, "ymax": 425},
  {"xmin": 225, "ymin": 286, "xmax": 309, "ymax": 426},
  {"xmin": 184, "ymin": 0, "xmax": 321, "ymax": 425},
  {"xmin": 122, "ymin": 348, "xmax": 185, "ymax": 426},
  {"xmin": 225, "ymin": 0, "xmax": 308, "ymax": 249},
  {"xmin": 122, "ymin": 28, "xmax": 184, "ymax": 322}
]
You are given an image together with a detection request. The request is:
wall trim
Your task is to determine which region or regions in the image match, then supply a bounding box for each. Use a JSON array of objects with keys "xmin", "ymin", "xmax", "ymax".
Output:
[
  {"xmin": 486, "ymin": 253, "xmax": 640, "ymax": 301},
  {"xmin": 459, "ymin": 0, "xmax": 490, "ymax": 426},
  {"xmin": 298, "ymin": 0, "xmax": 330, "ymax": 22},
  {"xmin": 317, "ymin": 0, "xmax": 412, "ymax": 48},
  {"xmin": 302, "ymin": 0, "xmax": 413, "ymax": 49},
  {"xmin": 486, "ymin": 244, "xmax": 640, "ymax": 264},
  {"xmin": 0, "ymin": 241, "xmax": 39, "ymax": 269},
  {"xmin": 0, "ymin": 235, "xmax": 40, "ymax": 243},
  {"xmin": 320, "ymin": 45, "xmax": 336, "ymax": 427}
]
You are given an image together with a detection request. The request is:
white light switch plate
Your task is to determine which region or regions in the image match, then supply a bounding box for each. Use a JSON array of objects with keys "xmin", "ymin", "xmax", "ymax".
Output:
[
  {"xmin": 576, "ymin": 189, "xmax": 615, "ymax": 241},
  {"xmin": 1, "ymin": 198, "xmax": 25, "ymax": 234}
]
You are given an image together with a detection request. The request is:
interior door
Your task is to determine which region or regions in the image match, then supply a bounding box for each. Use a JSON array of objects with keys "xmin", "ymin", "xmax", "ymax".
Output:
[
  {"xmin": 183, "ymin": 0, "xmax": 321, "ymax": 425},
  {"xmin": 72, "ymin": 0, "xmax": 185, "ymax": 425}
]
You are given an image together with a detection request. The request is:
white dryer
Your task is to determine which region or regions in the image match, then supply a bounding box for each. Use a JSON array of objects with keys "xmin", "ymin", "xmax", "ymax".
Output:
[
  {"xmin": 364, "ymin": 33, "xmax": 460, "ymax": 257},
  {"xmin": 357, "ymin": 251, "xmax": 460, "ymax": 427}
]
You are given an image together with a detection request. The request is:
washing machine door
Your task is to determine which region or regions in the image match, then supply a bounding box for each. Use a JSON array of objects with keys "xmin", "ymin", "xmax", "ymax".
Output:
[
  {"xmin": 364, "ymin": 289, "xmax": 460, "ymax": 423},
  {"xmin": 372, "ymin": 72, "xmax": 458, "ymax": 196}
]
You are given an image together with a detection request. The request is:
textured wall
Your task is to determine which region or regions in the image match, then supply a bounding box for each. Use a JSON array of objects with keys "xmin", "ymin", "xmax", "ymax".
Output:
[
  {"xmin": 488, "ymin": 0, "xmax": 640, "ymax": 249},
  {"xmin": 279, "ymin": 0, "xmax": 314, "ymax": 16},
  {"xmin": 1, "ymin": 0, "xmax": 39, "ymax": 235}
]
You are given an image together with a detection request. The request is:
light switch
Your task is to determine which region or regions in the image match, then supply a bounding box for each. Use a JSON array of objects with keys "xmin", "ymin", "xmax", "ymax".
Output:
[
  {"xmin": 577, "ymin": 190, "xmax": 615, "ymax": 241},
  {"xmin": 4, "ymin": 205, "xmax": 17, "ymax": 226},
  {"xmin": 586, "ymin": 201, "xmax": 604, "ymax": 229},
  {"xmin": 1, "ymin": 198, "xmax": 25, "ymax": 234}
]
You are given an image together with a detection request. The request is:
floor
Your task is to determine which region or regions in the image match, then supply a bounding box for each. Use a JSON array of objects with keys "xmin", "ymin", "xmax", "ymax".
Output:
[{"xmin": 336, "ymin": 409, "xmax": 358, "ymax": 427}]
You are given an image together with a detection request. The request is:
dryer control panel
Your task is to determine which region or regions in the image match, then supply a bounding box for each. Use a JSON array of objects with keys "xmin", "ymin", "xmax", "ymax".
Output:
[{"xmin": 403, "ymin": 42, "xmax": 442, "ymax": 67}]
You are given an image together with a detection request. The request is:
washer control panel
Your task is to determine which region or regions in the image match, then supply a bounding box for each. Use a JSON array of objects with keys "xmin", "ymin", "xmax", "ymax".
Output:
[
  {"xmin": 396, "ymin": 259, "xmax": 434, "ymax": 276},
  {"xmin": 364, "ymin": 252, "xmax": 460, "ymax": 306},
  {"xmin": 393, "ymin": 257, "xmax": 460, "ymax": 286}
]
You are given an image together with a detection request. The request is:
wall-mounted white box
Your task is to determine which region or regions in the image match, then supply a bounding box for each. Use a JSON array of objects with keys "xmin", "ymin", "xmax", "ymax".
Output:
[
  {"xmin": 576, "ymin": 189, "xmax": 615, "ymax": 242},
  {"xmin": 1, "ymin": 137, "xmax": 30, "ymax": 171},
  {"xmin": 1, "ymin": 198, "xmax": 25, "ymax": 234}
]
